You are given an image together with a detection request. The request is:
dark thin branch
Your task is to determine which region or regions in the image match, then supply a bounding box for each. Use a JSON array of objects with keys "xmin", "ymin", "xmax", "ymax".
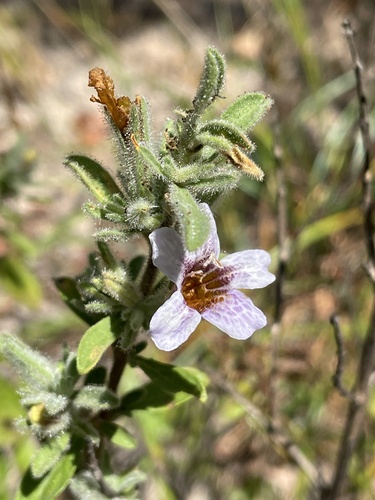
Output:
[
  {"xmin": 322, "ymin": 20, "xmax": 375, "ymax": 500},
  {"xmin": 329, "ymin": 315, "xmax": 352, "ymax": 399},
  {"xmin": 108, "ymin": 344, "xmax": 128, "ymax": 393},
  {"xmin": 269, "ymin": 131, "xmax": 289, "ymax": 418},
  {"xmin": 342, "ymin": 19, "xmax": 375, "ymax": 268},
  {"xmin": 274, "ymin": 143, "xmax": 289, "ymax": 323}
]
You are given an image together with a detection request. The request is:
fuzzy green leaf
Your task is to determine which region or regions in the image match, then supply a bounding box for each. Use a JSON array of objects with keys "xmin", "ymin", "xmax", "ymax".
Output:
[
  {"xmin": 130, "ymin": 96, "xmax": 152, "ymax": 143},
  {"xmin": 194, "ymin": 131, "xmax": 235, "ymax": 157},
  {"xmin": 99, "ymin": 421, "xmax": 137, "ymax": 449},
  {"xmin": 193, "ymin": 47, "xmax": 226, "ymax": 114},
  {"xmin": 16, "ymin": 453, "xmax": 76, "ymax": 499},
  {"xmin": 20, "ymin": 391, "xmax": 68, "ymax": 416},
  {"xmin": 104, "ymin": 468, "xmax": 146, "ymax": 495},
  {"xmin": 64, "ymin": 155, "xmax": 122, "ymax": 204},
  {"xmin": 82, "ymin": 200, "xmax": 107, "ymax": 220},
  {"xmin": 198, "ymin": 120, "xmax": 255, "ymax": 151},
  {"xmin": 0, "ymin": 333, "xmax": 56, "ymax": 390},
  {"xmin": 93, "ymin": 227, "xmax": 133, "ymax": 243},
  {"xmin": 76, "ymin": 317, "xmax": 123, "ymax": 374},
  {"xmin": 74, "ymin": 385, "xmax": 119, "ymax": 411},
  {"xmin": 133, "ymin": 355, "xmax": 209, "ymax": 402},
  {"xmin": 30, "ymin": 434, "xmax": 70, "ymax": 479},
  {"xmin": 137, "ymin": 144, "xmax": 167, "ymax": 179},
  {"xmin": 97, "ymin": 241, "xmax": 118, "ymax": 269},
  {"xmin": 69, "ymin": 474, "xmax": 108, "ymax": 500},
  {"xmin": 168, "ymin": 185, "xmax": 211, "ymax": 251},
  {"xmin": 221, "ymin": 92, "xmax": 273, "ymax": 133}
]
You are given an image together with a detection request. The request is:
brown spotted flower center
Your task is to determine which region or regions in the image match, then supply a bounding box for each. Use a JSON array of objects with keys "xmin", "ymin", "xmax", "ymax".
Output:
[{"xmin": 181, "ymin": 257, "xmax": 231, "ymax": 313}]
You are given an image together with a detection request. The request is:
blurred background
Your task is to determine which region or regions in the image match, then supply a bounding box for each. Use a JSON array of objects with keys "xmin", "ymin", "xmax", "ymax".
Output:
[{"xmin": 0, "ymin": 0, "xmax": 375, "ymax": 498}]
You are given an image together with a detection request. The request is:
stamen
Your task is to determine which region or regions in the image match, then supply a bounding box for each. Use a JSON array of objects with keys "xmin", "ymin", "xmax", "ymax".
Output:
[{"xmin": 181, "ymin": 258, "xmax": 231, "ymax": 313}]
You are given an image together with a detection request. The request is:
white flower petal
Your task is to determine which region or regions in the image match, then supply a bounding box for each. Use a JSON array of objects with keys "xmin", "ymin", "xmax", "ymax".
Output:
[
  {"xmin": 201, "ymin": 290, "xmax": 267, "ymax": 339},
  {"xmin": 149, "ymin": 227, "xmax": 185, "ymax": 283},
  {"xmin": 220, "ymin": 249, "xmax": 275, "ymax": 289},
  {"xmin": 149, "ymin": 291, "xmax": 201, "ymax": 351}
]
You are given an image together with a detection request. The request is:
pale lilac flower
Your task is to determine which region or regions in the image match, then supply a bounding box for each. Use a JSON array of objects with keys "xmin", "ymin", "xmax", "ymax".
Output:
[{"xmin": 148, "ymin": 204, "xmax": 275, "ymax": 351}]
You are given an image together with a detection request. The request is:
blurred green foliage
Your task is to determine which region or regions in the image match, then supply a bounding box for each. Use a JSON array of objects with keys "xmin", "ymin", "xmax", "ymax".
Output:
[{"xmin": 0, "ymin": 0, "xmax": 374, "ymax": 498}]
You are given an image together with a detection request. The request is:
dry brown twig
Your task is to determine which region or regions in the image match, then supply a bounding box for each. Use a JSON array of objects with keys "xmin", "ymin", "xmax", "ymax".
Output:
[{"xmin": 322, "ymin": 19, "xmax": 375, "ymax": 500}]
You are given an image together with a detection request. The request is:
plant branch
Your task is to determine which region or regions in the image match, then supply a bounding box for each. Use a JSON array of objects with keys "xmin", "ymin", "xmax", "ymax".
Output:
[
  {"xmin": 269, "ymin": 130, "xmax": 289, "ymax": 418},
  {"xmin": 108, "ymin": 343, "xmax": 128, "ymax": 393},
  {"xmin": 342, "ymin": 19, "xmax": 374, "ymax": 269},
  {"xmin": 329, "ymin": 314, "xmax": 352, "ymax": 399},
  {"xmin": 321, "ymin": 19, "xmax": 375, "ymax": 499}
]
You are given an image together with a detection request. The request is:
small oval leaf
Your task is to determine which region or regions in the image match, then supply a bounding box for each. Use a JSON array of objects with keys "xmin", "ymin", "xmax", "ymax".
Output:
[
  {"xmin": 64, "ymin": 155, "xmax": 122, "ymax": 204},
  {"xmin": 77, "ymin": 317, "xmax": 123, "ymax": 374},
  {"xmin": 133, "ymin": 355, "xmax": 209, "ymax": 402},
  {"xmin": 31, "ymin": 434, "xmax": 70, "ymax": 479},
  {"xmin": 17, "ymin": 453, "xmax": 76, "ymax": 499},
  {"xmin": 221, "ymin": 92, "xmax": 273, "ymax": 133}
]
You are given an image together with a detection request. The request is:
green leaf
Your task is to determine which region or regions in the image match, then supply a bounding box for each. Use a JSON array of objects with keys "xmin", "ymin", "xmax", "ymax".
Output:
[
  {"xmin": 168, "ymin": 185, "xmax": 210, "ymax": 251},
  {"xmin": 133, "ymin": 355, "xmax": 209, "ymax": 402},
  {"xmin": 128, "ymin": 255, "xmax": 145, "ymax": 281},
  {"xmin": 76, "ymin": 316, "xmax": 123, "ymax": 374},
  {"xmin": 296, "ymin": 207, "xmax": 361, "ymax": 252},
  {"xmin": 104, "ymin": 468, "xmax": 146, "ymax": 495},
  {"xmin": 16, "ymin": 453, "xmax": 76, "ymax": 499},
  {"xmin": 0, "ymin": 255, "xmax": 42, "ymax": 309},
  {"xmin": 96, "ymin": 241, "xmax": 118, "ymax": 269},
  {"xmin": 64, "ymin": 155, "xmax": 122, "ymax": 204},
  {"xmin": 82, "ymin": 200, "xmax": 108, "ymax": 220},
  {"xmin": 198, "ymin": 120, "xmax": 255, "ymax": 151},
  {"xmin": 84, "ymin": 366, "xmax": 107, "ymax": 385},
  {"xmin": 31, "ymin": 433, "xmax": 70, "ymax": 479},
  {"xmin": 136, "ymin": 144, "xmax": 167, "ymax": 179},
  {"xmin": 20, "ymin": 391, "xmax": 68, "ymax": 416},
  {"xmin": 73, "ymin": 385, "xmax": 119, "ymax": 411},
  {"xmin": 0, "ymin": 333, "xmax": 56, "ymax": 390},
  {"xmin": 194, "ymin": 131, "xmax": 234, "ymax": 154},
  {"xmin": 131, "ymin": 96, "xmax": 152, "ymax": 143},
  {"xmin": 221, "ymin": 92, "xmax": 273, "ymax": 133},
  {"xmin": 69, "ymin": 474, "xmax": 107, "ymax": 500},
  {"xmin": 53, "ymin": 277, "xmax": 100, "ymax": 325},
  {"xmin": 99, "ymin": 421, "xmax": 137, "ymax": 449},
  {"xmin": 93, "ymin": 227, "xmax": 133, "ymax": 243},
  {"xmin": 193, "ymin": 47, "xmax": 226, "ymax": 114},
  {"xmin": 120, "ymin": 382, "xmax": 176, "ymax": 412},
  {"xmin": 74, "ymin": 420, "xmax": 100, "ymax": 445}
]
